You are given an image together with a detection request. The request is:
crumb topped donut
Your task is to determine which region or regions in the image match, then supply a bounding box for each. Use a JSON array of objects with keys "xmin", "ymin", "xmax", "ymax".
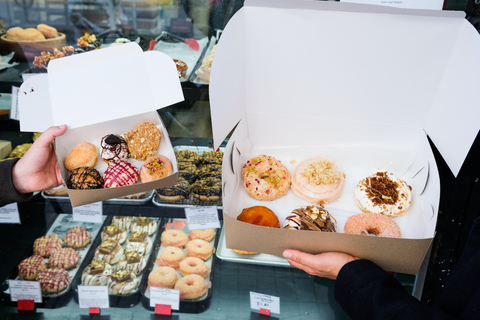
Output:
[
  {"xmin": 155, "ymin": 246, "xmax": 185, "ymax": 269},
  {"xmin": 354, "ymin": 171, "xmax": 412, "ymax": 217},
  {"xmin": 242, "ymin": 155, "xmax": 291, "ymax": 201},
  {"xmin": 174, "ymin": 274, "xmax": 208, "ymax": 300},
  {"xmin": 124, "ymin": 122, "xmax": 161, "ymax": 161},
  {"xmin": 344, "ymin": 213, "xmax": 401, "ymax": 238},
  {"xmin": 291, "ymin": 157, "xmax": 344, "ymax": 204},
  {"xmin": 185, "ymin": 239, "xmax": 214, "ymax": 261},
  {"xmin": 161, "ymin": 229, "xmax": 188, "ymax": 248},
  {"xmin": 18, "ymin": 255, "xmax": 46, "ymax": 280}
]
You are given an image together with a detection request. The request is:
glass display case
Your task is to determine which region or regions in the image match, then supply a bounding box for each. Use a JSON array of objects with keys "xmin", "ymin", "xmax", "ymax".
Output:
[{"xmin": 0, "ymin": 0, "xmax": 478, "ymax": 319}]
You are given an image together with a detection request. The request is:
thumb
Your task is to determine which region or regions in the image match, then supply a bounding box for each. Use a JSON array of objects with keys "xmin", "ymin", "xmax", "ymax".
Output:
[{"xmin": 35, "ymin": 125, "xmax": 67, "ymax": 147}]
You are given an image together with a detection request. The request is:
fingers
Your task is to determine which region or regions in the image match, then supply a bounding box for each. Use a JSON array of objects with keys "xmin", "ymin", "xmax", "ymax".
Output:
[{"xmin": 34, "ymin": 125, "xmax": 67, "ymax": 147}]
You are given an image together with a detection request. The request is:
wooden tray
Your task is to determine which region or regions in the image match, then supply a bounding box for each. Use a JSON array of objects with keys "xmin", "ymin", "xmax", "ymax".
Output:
[{"xmin": 0, "ymin": 33, "xmax": 66, "ymax": 61}]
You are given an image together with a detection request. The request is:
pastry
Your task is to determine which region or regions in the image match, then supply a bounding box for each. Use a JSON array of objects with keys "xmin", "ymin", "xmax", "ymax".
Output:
[
  {"xmin": 94, "ymin": 240, "xmax": 124, "ymax": 265},
  {"xmin": 112, "ymin": 216, "xmax": 134, "ymax": 230},
  {"xmin": 124, "ymin": 122, "xmax": 161, "ymax": 161},
  {"xmin": 284, "ymin": 205, "xmax": 337, "ymax": 231},
  {"xmin": 107, "ymin": 270, "xmax": 140, "ymax": 295},
  {"xmin": 179, "ymin": 257, "xmax": 210, "ymax": 278},
  {"xmin": 237, "ymin": 206, "xmax": 280, "ymax": 228},
  {"xmin": 201, "ymin": 151, "xmax": 223, "ymax": 165},
  {"xmin": 191, "ymin": 177, "xmax": 222, "ymax": 202},
  {"xmin": 33, "ymin": 46, "xmax": 75, "ymax": 68},
  {"xmin": 100, "ymin": 134, "xmax": 129, "ymax": 164},
  {"xmin": 354, "ymin": 171, "xmax": 412, "ymax": 217},
  {"xmin": 44, "ymin": 184, "xmax": 68, "ymax": 197},
  {"xmin": 18, "ymin": 255, "xmax": 47, "ymax": 280},
  {"xmin": 48, "ymin": 247, "xmax": 80, "ymax": 270},
  {"xmin": 101, "ymin": 225, "xmax": 127, "ymax": 244},
  {"xmin": 344, "ymin": 213, "xmax": 402, "ymax": 238},
  {"xmin": 67, "ymin": 167, "xmax": 104, "ymax": 189},
  {"xmin": 37, "ymin": 24, "xmax": 58, "ymax": 38},
  {"xmin": 77, "ymin": 33, "xmax": 101, "ymax": 51},
  {"xmin": 139, "ymin": 155, "xmax": 173, "ymax": 182},
  {"xmin": 115, "ymin": 249, "xmax": 147, "ymax": 275},
  {"xmin": 175, "ymin": 150, "xmax": 201, "ymax": 165},
  {"xmin": 33, "ymin": 234, "xmax": 63, "ymax": 258},
  {"xmin": 103, "ymin": 161, "xmax": 139, "ymax": 188},
  {"xmin": 189, "ymin": 229, "xmax": 216, "ymax": 242},
  {"xmin": 156, "ymin": 176, "xmax": 190, "ymax": 202},
  {"xmin": 173, "ymin": 59, "xmax": 188, "ymax": 79},
  {"xmin": 160, "ymin": 229, "xmax": 188, "ymax": 248},
  {"xmin": 178, "ymin": 163, "xmax": 197, "ymax": 184},
  {"xmin": 64, "ymin": 142, "xmax": 98, "ymax": 171},
  {"xmin": 185, "ymin": 239, "xmax": 214, "ymax": 261},
  {"xmin": 18, "ymin": 28, "xmax": 45, "ymax": 41},
  {"xmin": 195, "ymin": 44, "xmax": 217, "ymax": 83},
  {"xmin": 81, "ymin": 261, "xmax": 113, "ymax": 286},
  {"xmin": 131, "ymin": 217, "xmax": 157, "ymax": 236},
  {"xmin": 148, "ymin": 266, "xmax": 178, "ymax": 289},
  {"xmin": 174, "ymin": 274, "xmax": 208, "ymax": 300},
  {"xmin": 125, "ymin": 231, "xmax": 153, "ymax": 256},
  {"xmin": 5, "ymin": 27, "xmax": 23, "ymax": 40},
  {"xmin": 64, "ymin": 226, "xmax": 91, "ymax": 248},
  {"xmin": 155, "ymin": 246, "xmax": 185, "ymax": 269},
  {"xmin": 37, "ymin": 268, "xmax": 71, "ymax": 293}
]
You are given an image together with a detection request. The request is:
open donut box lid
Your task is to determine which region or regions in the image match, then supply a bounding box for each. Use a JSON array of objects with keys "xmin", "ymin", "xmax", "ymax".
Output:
[
  {"xmin": 209, "ymin": 0, "xmax": 480, "ymax": 274},
  {"xmin": 17, "ymin": 42, "xmax": 183, "ymax": 207}
]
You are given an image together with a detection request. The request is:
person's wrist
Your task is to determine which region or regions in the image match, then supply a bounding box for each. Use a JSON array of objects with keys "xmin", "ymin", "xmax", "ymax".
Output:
[{"xmin": 11, "ymin": 160, "xmax": 30, "ymax": 194}]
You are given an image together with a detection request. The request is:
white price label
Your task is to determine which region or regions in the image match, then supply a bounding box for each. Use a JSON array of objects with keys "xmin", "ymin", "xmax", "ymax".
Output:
[
  {"xmin": 78, "ymin": 285, "xmax": 109, "ymax": 309},
  {"xmin": 250, "ymin": 291, "xmax": 280, "ymax": 315},
  {"xmin": 9, "ymin": 280, "xmax": 42, "ymax": 303},
  {"xmin": 184, "ymin": 206, "xmax": 220, "ymax": 230},
  {"xmin": 0, "ymin": 203, "xmax": 21, "ymax": 224},
  {"xmin": 72, "ymin": 202, "xmax": 103, "ymax": 223},
  {"xmin": 150, "ymin": 287, "xmax": 180, "ymax": 310}
]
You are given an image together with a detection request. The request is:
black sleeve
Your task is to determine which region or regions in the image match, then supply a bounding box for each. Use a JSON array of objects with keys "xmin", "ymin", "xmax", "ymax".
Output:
[{"xmin": 0, "ymin": 158, "xmax": 33, "ymax": 207}]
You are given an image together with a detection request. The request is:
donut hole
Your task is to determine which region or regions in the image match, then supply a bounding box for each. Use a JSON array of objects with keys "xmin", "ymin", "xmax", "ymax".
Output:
[
  {"xmin": 188, "ymin": 261, "xmax": 198, "ymax": 267},
  {"xmin": 361, "ymin": 228, "xmax": 380, "ymax": 236}
]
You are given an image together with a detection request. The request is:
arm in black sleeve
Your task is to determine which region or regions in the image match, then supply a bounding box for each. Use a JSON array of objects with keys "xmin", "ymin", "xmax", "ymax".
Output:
[{"xmin": 0, "ymin": 158, "xmax": 33, "ymax": 207}]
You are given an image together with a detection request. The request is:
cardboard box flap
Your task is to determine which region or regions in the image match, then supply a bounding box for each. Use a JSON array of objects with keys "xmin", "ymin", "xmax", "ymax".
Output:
[
  {"xmin": 19, "ymin": 42, "xmax": 184, "ymax": 132},
  {"xmin": 210, "ymin": 0, "xmax": 480, "ymax": 176}
]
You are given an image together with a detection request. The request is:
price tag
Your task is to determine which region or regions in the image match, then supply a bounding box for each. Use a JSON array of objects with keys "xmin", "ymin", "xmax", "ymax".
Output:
[
  {"xmin": 184, "ymin": 206, "xmax": 220, "ymax": 230},
  {"xmin": 150, "ymin": 287, "xmax": 180, "ymax": 310},
  {"xmin": 9, "ymin": 280, "xmax": 42, "ymax": 303},
  {"xmin": 0, "ymin": 203, "xmax": 21, "ymax": 224},
  {"xmin": 73, "ymin": 202, "xmax": 103, "ymax": 223},
  {"xmin": 250, "ymin": 292, "xmax": 280, "ymax": 315},
  {"xmin": 78, "ymin": 285, "xmax": 109, "ymax": 309}
]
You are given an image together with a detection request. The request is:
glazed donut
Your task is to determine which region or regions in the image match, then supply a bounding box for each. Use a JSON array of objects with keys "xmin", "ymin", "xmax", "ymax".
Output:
[
  {"xmin": 5, "ymin": 27, "xmax": 23, "ymax": 40},
  {"xmin": 189, "ymin": 229, "xmax": 216, "ymax": 242},
  {"xmin": 125, "ymin": 232, "xmax": 153, "ymax": 256},
  {"xmin": 242, "ymin": 154, "xmax": 291, "ymax": 201},
  {"xmin": 155, "ymin": 246, "xmax": 185, "ymax": 269},
  {"xmin": 64, "ymin": 142, "xmax": 98, "ymax": 172},
  {"xmin": 179, "ymin": 257, "xmax": 210, "ymax": 278},
  {"xmin": 48, "ymin": 247, "xmax": 80, "ymax": 270},
  {"xmin": 82, "ymin": 261, "xmax": 114, "ymax": 286},
  {"xmin": 94, "ymin": 240, "xmax": 124, "ymax": 264},
  {"xmin": 344, "ymin": 213, "xmax": 401, "ymax": 238},
  {"xmin": 355, "ymin": 171, "xmax": 412, "ymax": 217},
  {"xmin": 185, "ymin": 239, "xmax": 214, "ymax": 261},
  {"xmin": 37, "ymin": 24, "xmax": 58, "ymax": 38},
  {"xmin": 174, "ymin": 274, "xmax": 208, "ymax": 300},
  {"xmin": 148, "ymin": 266, "xmax": 178, "ymax": 289},
  {"xmin": 37, "ymin": 268, "xmax": 71, "ymax": 293},
  {"xmin": 140, "ymin": 155, "xmax": 173, "ymax": 182},
  {"xmin": 291, "ymin": 157, "xmax": 344, "ymax": 204},
  {"xmin": 116, "ymin": 249, "xmax": 147, "ymax": 275},
  {"xmin": 64, "ymin": 226, "xmax": 91, "ymax": 248},
  {"xmin": 131, "ymin": 217, "xmax": 158, "ymax": 236},
  {"xmin": 101, "ymin": 225, "xmax": 128, "ymax": 244},
  {"xmin": 33, "ymin": 234, "xmax": 63, "ymax": 258},
  {"xmin": 18, "ymin": 255, "xmax": 46, "ymax": 280},
  {"xmin": 18, "ymin": 28, "xmax": 45, "ymax": 41},
  {"xmin": 161, "ymin": 229, "xmax": 188, "ymax": 248},
  {"xmin": 108, "ymin": 270, "xmax": 140, "ymax": 295},
  {"xmin": 156, "ymin": 176, "xmax": 191, "ymax": 202}
]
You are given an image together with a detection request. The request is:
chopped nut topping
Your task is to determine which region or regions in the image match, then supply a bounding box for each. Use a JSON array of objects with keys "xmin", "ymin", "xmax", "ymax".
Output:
[
  {"xmin": 364, "ymin": 172, "xmax": 400, "ymax": 205},
  {"xmin": 303, "ymin": 160, "xmax": 339, "ymax": 185}
]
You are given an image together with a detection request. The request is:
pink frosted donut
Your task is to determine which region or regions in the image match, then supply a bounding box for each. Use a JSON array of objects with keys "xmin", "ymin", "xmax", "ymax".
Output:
[
  {"xmin": 179, "ymin": 257, "xmax": 210, "ymax": 278},
  {"xmin": 174, "ymin": 274, "xmax": 208, "ymax": 300},
  {"xmin": 185, "ymin": 239, "xmax": 214, "ymax": 261},
  {"xmin": 344, "ymin": 213, "xmax": 401, "ymax": 238},
  {"xmin": 155, "ymin": 246, "xmax": 185, "ymax": 269},
  {"xmin": 188, "ymin": 229, "xmax": 216, "ymax": 242},
  {"xmin": 148, "ymin": 266, "xmax": 178, "ymax": 289},
  {"xmin": 160, "ymin": 229, "xmax": 188, "ymax": 248},
  {"xmin": 242, "ymin": 154, "xmax": 291, "ymax": 201},
  {"xmin": 291, "ymin": 157, "xmax": 344, "ymax": 204}
]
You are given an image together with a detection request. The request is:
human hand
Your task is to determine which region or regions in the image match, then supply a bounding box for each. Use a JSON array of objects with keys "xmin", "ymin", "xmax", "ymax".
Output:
[
  {"xmin": 12, "ymin": 125, "xmax": 67, "ymax": 194},
  {"xmin": 283, "ymin": 250, "xmax": 358, "ymax": 280}
]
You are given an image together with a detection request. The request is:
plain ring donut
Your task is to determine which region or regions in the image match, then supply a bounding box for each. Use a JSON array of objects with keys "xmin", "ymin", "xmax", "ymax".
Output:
[{"xmin": 344, "ymin": 213, "xmax": 401, "ymax": 238}]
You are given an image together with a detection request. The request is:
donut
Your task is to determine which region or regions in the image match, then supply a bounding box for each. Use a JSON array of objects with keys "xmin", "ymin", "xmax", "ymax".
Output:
[
  {"xmin": 140, "ymin": 155, "xmax": 173, "ymax": 182},
  {"xmin": 160, "ymin": 229, "xmax": 188, "ymax": 248},
  {"xmin": 18, "ymin": 28, "xmax": 45, "ymax": 41},
  {"xmin": 103, "ymin": 161, "xmax": 139, "ymax": 188},
  {"xmin": 115, "ymin": 249, "xmax": 147, "ymax": 275},
  {"xmin": 124, "ymin": 122, "xmax": 162, "ymax": 161},
  {"xmin": 37, "ymin": 24, "xmax": 58, "ymax": 38},
  {"xmin": 155, "ymin": 246, "xmax": 185, "ymax": 269},
  {"xmin": 354, "ymin": 171, "xmax": 412, "ymax": 217},
  {"xmin": 5, "ymin": 27, "xmax": 23, "ymax": 40},
  {"xmin": 112, "ymin": 216, "xmax": 134, "ymax": 230},
  {"xmin": 44, "ymin": 184, "xmax": 68, "ymax": 197},
  {"xmin": 148, "ymin": 266, "xmax": 178, "ymax": 289},
  {"xmin": 177, "ymin": 163, "xmax": 197, "ymax": 184},
  {"xmin": 201, "ymin": 151, "xmax": 223, "ymax": 165},
  {"xmin": 108, "ymin": 270, "xmax": 140, "ymax": 295},
  {"xmin": 179, "ymin": 257, "xmax": 210, "ymax": 278},
  {"xmin": 189, "ymin": 229, "xmax": 216, "ymax": 242},
  {"xmin": 101, "ymin": 225, "xmax": 128, "ymax": 244},
  {"xmin": 64, "ymin": 226, "xmax": 91, "ymax": 248},
  {"xmin": 33, "ymin": 234, "xmax": 63, "ymax": 258},
  {"xmin": 175, "ymin": 150, "xmax": 201, "ymax": 165},
  {"xmin": 18, "ymin": 255, "xmax": 46, "ymax": 280},
  {"xmin": 344, "ymin": 213, "xmax": 401, "ymax": 238},
  {"xmin": 291, "ymin": 157, "xmax": 344, "ymax": 204},
  {"xmin": 100, "ymin": 134, "xmax": 129, "ymax": 164},
  {"xmin": 131, "ymin": 217, "xmax": 158, "ymax": 236},
  {"xmin": 174, "ymin": 274, "xmax": 208, "ymax": 300},
  {"xmin": 242, "ymin": 155, "xmax": 291, "ymax": 201},
  {"xmin": 64, "ymin": 142, "xmax": 98, "ymax": 172},
  {"xmin": 37, "ymin": 268, "xmax": 71, "ymax": 293},
  {"xmin": 191, "ymin": 177, "xmax": 222, "ymax": 202},
  {"xmin": 67, "ymin": 167, "xmax": 104, "ymax": 189},
  {"xmin": 237, "ymin": 206, "xmax": 280, "ymax": 228},
  {"xmin": 94, "ymin": 240, "xmax": 124, "ymax": 264},
  {"xmin": 185, "ymin": 239, "xmax": 214, "ymax": 261},
  {"xmin": 125, "ymin": 232, "xmax": 153, "ymax": 256},
  {"xmin": 156, "ymin": 176, "xmax": 191, "ymax": 202},
  {"xmin": 284, "ymin": 205, "xmax": 337, "ymax": 232},
  {"xmin": 48, "ymin": 247, "xmax": 80, "ymax": 269},
  {"xmin": 81, "ymin": 261, "xmax": 113, "ymax": 286}
]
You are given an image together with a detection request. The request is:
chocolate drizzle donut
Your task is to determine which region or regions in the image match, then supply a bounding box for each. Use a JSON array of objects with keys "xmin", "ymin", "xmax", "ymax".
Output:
[
  {"xmin": 67, "ymin": 167, "xmax": 104, "ymax": 189},
  {"xmin": 101, "ymin": 134, "xmax": 130, "ymax": 164}
]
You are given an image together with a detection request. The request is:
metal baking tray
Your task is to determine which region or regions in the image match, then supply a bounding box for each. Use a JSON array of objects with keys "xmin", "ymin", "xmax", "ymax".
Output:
[
  {"xmin": 189, "ymin": 36, "xmax": 217, "ymax": 85},
  {"xmin": 72, "ymin": 216, "xmax": 164, "ymax": 307},
  {"xmin": 1, "ymin": 214, "xmax": 107, "ymax": 303},
  {"xmin": 140, "ymin": 218, "xmax": 218, "ymax": 313},
  {"xmin": 42, "ymin": 190, "xmax": 154, "ymax": 205}
]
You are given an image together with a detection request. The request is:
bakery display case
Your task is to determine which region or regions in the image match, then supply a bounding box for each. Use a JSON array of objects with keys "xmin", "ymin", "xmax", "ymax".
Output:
[{"xmin": 1, "ymin": 0, "xmax": 479, "ymax": 319}]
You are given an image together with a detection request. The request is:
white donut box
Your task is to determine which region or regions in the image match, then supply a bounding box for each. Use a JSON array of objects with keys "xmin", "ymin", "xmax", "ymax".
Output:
[{"xmin": 210, "ymin": 0, "xmax": 480, "ymax": 274}]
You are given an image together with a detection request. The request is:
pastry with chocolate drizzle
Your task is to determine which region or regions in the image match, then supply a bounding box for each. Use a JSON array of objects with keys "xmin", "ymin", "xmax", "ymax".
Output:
[{"xmin": 284, "ymin": 205, "xmax": 337, "ymax": 232}]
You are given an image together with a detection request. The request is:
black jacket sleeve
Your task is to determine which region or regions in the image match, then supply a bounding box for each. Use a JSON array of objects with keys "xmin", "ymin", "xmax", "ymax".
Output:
[{"xmin": 0, "ymin": 158, "xmax": 33, "ymax": 207}]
